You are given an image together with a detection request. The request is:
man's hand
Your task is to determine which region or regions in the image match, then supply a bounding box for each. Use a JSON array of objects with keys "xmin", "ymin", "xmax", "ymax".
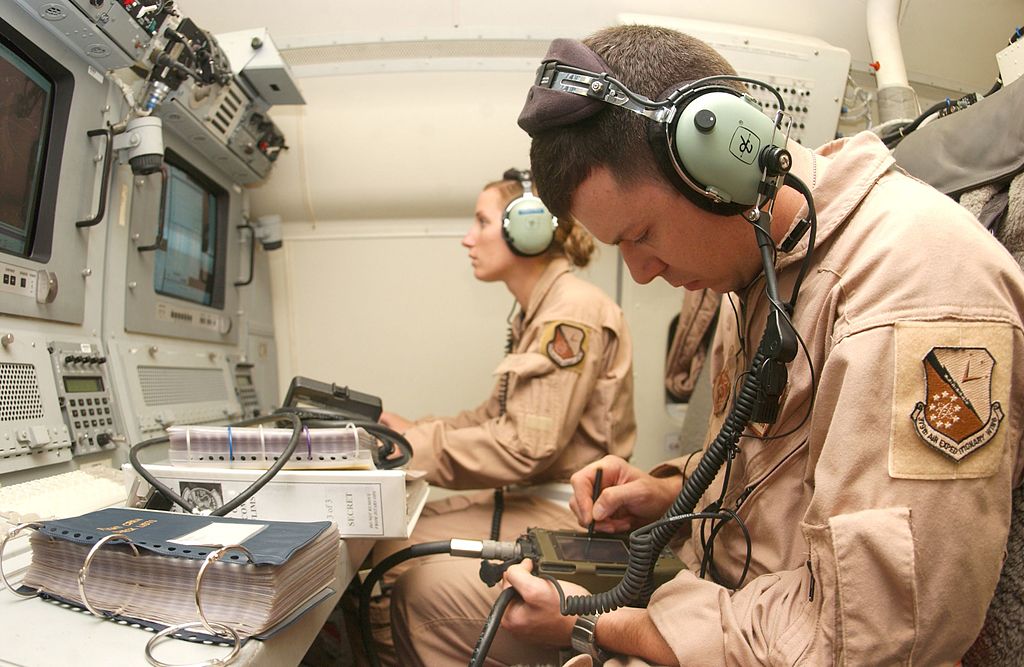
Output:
[
  {"xmin": 379, "ymin": 410, "xmax": 413, "ymax": 433},
  {"xmin": 499, "ymin": 560, "xmax": 589, "ymax": 647},
  {"xmin": 569, "ymin": 455, "xmax": 682, "ymax": 533}
]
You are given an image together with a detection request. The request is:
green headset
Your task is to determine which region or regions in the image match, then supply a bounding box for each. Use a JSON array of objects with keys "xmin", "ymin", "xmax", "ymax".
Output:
[
  {"xmin": 501, "ymin": 168, "xmax": 559, "ymax": 256},
  {"xmin": 522, "ymin": 39, "xmax": 792, "ymax": 217}
]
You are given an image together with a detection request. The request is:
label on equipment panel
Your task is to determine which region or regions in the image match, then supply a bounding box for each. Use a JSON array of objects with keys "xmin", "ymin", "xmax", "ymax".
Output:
[
  {"xmin": 156, "ymin": 302, "xmax": 224, "ymax": 333},
  {"xmin": 0, "ymin": 262, "xmax": 37, "ymax": 298}
]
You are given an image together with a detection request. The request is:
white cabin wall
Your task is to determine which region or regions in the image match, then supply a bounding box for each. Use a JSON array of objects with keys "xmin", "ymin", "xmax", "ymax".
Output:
[{"xmin": 268, "ymin": 218, "xmax": 621, "ymax": 418}]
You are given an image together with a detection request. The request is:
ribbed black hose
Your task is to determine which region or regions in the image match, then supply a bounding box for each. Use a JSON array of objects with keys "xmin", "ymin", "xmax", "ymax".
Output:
[
  {"xmin": 468, "ymin": 587, "xmax": 518, "ymax": 667},
  {"xmin": 359, "ymin": 541, "xmax": 453, "ymax": 667}
]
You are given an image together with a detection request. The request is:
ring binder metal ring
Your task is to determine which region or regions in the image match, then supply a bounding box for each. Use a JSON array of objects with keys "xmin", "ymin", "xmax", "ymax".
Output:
[
  {"xmin": 144, "ymin": 620, "xmax": 241, "ymax": 667},
  {"xmin": 0, "ymin": 522, "xmax": 43, "ymax": 597},
  {"xmin": 194, "ymin": 544, "xmax": 255, "ymax": 636},
  {"xmin": 78, "ymin": 534, "xmax": 141, "ymax": 618}
]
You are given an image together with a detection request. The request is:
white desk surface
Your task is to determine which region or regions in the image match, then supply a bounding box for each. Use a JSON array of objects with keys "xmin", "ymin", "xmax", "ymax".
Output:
[{"xmin": 0, "ymin": 535, "xmax": 376, "ymax": 667}]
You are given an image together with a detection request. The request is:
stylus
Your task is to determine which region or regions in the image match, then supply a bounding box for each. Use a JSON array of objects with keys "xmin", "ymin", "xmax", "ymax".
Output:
[{"xmin": 587, "ymin": 467, "xmax": 603, "ymax": 548}]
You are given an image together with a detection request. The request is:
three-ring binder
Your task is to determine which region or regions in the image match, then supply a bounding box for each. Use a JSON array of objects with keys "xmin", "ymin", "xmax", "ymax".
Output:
[
  {"xmin": 2, "ymin": 523, "xmax": 247, "ymax": 666},
  {"xmin": 2, "ymin": 507, "xmax": 338, "ymax": 665}
]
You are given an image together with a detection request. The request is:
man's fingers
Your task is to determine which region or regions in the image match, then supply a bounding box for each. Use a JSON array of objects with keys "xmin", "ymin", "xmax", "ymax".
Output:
[
  {"xmin": 504, "ymin": 561, "xmax": 539, "ymax": 592},
  {"xmin": 592, "ymin": 482, "xmax": 632, "ymax": 521}
]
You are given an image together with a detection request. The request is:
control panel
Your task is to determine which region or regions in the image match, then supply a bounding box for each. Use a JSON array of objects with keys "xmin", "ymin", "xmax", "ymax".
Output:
[{"xmin": 48, "ymin": 341, "xmax": 124, "ymax": 456}]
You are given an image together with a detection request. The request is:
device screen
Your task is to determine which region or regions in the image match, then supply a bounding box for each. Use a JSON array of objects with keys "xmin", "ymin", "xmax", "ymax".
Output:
[
  {"xmin": 153, "ymin": 162, "xmax": 220, "ymax": 306},
  {"xmin": 0, "ymin": 38, "xmax": 52, "ymax": 258},
  {"xmin": 553, "ymin": 535, "xmax": 630, "ymax": 564},
  {"xmin": 64, "ymin": 376, "xmax": 104, "ymax": 393}
]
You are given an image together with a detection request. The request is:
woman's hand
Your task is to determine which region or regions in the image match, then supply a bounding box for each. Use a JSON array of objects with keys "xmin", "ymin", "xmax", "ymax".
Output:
[{"xmin": 569, "ymin": 455, "xmax": 682, "ymax": 533}]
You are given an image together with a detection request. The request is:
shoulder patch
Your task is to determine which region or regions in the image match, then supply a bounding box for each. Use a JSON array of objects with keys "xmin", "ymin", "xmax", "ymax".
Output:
[
  {"xmin": 890, "ymin": 321, "xmax": 1011, "ymax": 480},
  {"xmin": 910, "ymin": 347, "xmax": 1003, "ymax": 461},
  {"xmin": 540, "ymin": 321, "xmax": 587, "ymax": 369}
]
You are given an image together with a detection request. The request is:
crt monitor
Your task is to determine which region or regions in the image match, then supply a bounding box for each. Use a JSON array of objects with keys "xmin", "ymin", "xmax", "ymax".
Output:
[
  {"xmin": 153, "ymin": 153, "xmax": 228, "ymax": 309},
  {"xmin": 0, "ymin": 17, "xmax": 71, "ymax": 263}
]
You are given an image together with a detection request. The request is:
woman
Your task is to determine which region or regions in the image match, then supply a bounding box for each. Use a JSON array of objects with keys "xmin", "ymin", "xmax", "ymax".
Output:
[{"xmin": 369, "ymin": 169, "xmax": 636, "ymax": 663}]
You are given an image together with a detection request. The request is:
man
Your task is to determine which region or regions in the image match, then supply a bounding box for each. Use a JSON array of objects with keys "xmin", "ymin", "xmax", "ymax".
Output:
[{"xmin": 392, "ymin": 24, "xmax": 1024, "ymax": 666}]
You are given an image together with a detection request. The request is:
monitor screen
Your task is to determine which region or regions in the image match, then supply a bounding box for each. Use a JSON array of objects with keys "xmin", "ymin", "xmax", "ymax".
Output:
[
  {"xmin": 553, "ymin": 534, "xmax": 630, "ymax": 564},
  {"xmin": 153, "ymin": 158, "xmax": 225, "ymax": 307},
  {"xmin": 0, "ymin": 37, "xmax": 53, "ymax": 258}
]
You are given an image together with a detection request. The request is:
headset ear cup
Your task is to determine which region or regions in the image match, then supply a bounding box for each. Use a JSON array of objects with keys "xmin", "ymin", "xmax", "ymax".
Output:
[
  {"xmin": 503, "ymin": 196, "xmax": 557, "ymax": 256},
  {"xmin": 645, "ymin": 86, "xmax": 753, "ymax": 217}
]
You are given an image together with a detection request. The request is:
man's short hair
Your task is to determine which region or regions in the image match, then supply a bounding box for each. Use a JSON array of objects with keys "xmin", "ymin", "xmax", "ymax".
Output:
[{"xmin": 529, "ymin": 25, "xmax": 739, "ymax": 221}]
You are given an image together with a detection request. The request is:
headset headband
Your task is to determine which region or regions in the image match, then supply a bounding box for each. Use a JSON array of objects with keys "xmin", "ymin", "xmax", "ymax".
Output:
[
  {"xmin": 502, "ymin": 168, "xmax": 538, "ymax": 198},
  {"xmin": 519, "ymin": 38, "xmax": 787, "ymax": 136},
  {"xmin": 533, "ymin": 61, "xmax": 677, "ymax": 124}
]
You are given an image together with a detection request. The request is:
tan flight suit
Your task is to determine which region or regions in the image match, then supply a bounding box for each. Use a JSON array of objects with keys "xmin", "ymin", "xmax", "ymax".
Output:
[
  {"xmin": 373, "ymin": 256, "xmax": 636, "ymax": 663},
  {"xmin": 393, "ymin": 132, "xmax": 1024, "ymax": 666},
  {"xmin": 401, "ymin": 256, "xmax": 635, "ymax": 489}
]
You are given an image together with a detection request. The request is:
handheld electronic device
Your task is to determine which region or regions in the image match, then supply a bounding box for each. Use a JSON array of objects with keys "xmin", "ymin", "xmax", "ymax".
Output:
[{"xmin": 524, "ymin": 528, "xmax": 684, "ymax": 594}]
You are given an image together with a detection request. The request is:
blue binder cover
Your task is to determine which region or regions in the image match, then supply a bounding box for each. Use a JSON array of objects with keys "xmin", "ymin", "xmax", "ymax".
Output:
[{"xmin": 37, "ymin": 507, "xmax": 332, "ymax": 564}]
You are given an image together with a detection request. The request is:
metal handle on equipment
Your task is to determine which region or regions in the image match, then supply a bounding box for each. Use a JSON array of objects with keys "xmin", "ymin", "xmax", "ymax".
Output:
[{"xmin": 76, "ymin": 127, "xmax": 114, "ymax": 228}]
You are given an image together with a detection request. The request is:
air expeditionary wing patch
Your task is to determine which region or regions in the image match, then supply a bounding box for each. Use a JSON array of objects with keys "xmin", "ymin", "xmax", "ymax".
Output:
[
  {"xmin": 541, "ymin": 321, "xmax": 587, "ymax": 369},
  {"xmin": 910, "ymin": 346, "xmax": 1004, "ymax": 461}
]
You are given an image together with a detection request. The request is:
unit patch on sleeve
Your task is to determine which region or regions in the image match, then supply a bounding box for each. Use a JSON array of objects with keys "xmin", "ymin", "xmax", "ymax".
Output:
[
  {"xmin": 890, "ymin": 321, "xmax": 1011, "ymax": 480},
  {"xmin": 540, "ymin": 321, "xmax": 587, "ymax": 369},
  {"xmin": 910, "ymin": 347, "xmax": 1003, "ymax": 461}
]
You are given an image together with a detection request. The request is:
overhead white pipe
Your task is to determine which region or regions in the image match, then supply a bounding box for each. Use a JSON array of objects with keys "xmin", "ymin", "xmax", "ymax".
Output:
[
  {"xmin": 866, "ymin": 0, "xmax": 910, "ymax": 89},
  {"xmin": 866, "ymin": 0, "xmax": 919, "ymax": 123}
]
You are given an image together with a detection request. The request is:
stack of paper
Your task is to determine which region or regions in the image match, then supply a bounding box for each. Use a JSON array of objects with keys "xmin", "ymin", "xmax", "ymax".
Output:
[{"xmin": 167, "ymin": 425, "xmax": 377, "ymax": 470}]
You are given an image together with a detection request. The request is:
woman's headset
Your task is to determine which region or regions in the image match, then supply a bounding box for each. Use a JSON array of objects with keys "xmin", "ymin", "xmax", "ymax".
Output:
[
  {"xmin": 521, "ymin": 39, "xmax": 792, "ymax": 217},
  {"xmin": 500, "ymin": 168, "xmax": 559, "ymax": 256}
]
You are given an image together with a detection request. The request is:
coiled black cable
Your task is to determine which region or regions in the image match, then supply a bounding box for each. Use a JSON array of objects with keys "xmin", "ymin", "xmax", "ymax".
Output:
[
  {"xmin": 491, "ymin": 488, "xmax": 505, "ymax": 541},
  {"xmin": 128, "ymin": 411, "xmax": 302, "ymax": 516},
  {"xmin": 490, "ymin": 314, "xmax": 517, "ymax": 540},
  {"xmin": 556, "ymin": 340, "xmax": 765, "ymax": 615},
  {"xmin": 559, "ymin": 209, "xmax": 783, "ymax": 613}
]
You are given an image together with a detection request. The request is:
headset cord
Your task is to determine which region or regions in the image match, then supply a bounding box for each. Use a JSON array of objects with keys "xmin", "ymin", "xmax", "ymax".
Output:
[
  {"xmin": 560, "ymin": 211, "xmax": 789, "ymax": 613},
  {"xmin": 491, "ymin": 302, "xmax": 519, "ymax": 540},
  {"xmin": 557, "ymin": 342, "xmax": 766, "ymax": 614},
  {"xmin": 359, "ymin": 539, "xmax": 519, "ymax": 667}
]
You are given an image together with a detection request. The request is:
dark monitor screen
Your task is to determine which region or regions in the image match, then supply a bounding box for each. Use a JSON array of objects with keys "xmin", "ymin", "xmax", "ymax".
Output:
[
  {"xmin": 153, "ymin": 157, "xmax": 226, "ymax": 307},
  {"xmin": 0, "ymin": 37, "xmax": 53, "ymax": 258},
  {"xmin": 553, "ymin": 535, "xmax": 630, "ymax": 564}
]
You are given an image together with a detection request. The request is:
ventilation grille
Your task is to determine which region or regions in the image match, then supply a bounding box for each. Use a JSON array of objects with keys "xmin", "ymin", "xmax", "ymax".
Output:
[
  {"xmin": 282, "ymin": 39, "xmax": 548, "ymax": 67},
  {"xmin": 208, "ymin": 82, "xmax": 249, "ymax": 138},
  {"xmin": 0, "ymin": 363, "xmax": 45, "ymax": 422},
  {"xmin": 138, "ymin": 367, "xmax": 228, "ymax": 406}
]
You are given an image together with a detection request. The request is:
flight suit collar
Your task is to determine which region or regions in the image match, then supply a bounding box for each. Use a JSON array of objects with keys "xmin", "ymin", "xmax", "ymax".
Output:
[
  {"xmin": 521, "ymin": 257, "xmax": 572, "ymax": 327},
  {"xmin": 775, "ymin": 131, "xmax": 896, "ymax": 273}
]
